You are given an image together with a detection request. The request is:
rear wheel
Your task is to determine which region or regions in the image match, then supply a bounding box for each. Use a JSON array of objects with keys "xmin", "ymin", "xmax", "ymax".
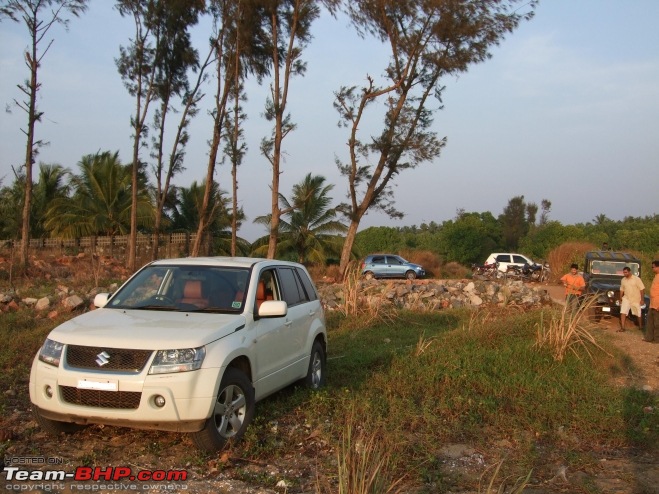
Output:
[
  {"xmin": 304, "ymin": 340, "xmax": 326, "ymax": 390},
  {"xmin": 364, "ymin": 271, "xmax": 374, "ymax": 280},
  {"xmin": 191, "ymin": 368, "xmax": 255, "ymax": 452}
]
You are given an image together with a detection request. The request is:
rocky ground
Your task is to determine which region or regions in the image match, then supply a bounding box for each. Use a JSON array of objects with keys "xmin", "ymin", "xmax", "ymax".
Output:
[{"xmin": 1, "ymin": 262, "xmax": 657, "ymax": 493}]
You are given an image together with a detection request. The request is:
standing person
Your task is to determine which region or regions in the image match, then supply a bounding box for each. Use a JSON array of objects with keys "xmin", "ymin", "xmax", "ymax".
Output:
[
  {"xmin": 618, "ymin": 266, "xmax": 645, "ymax": 332},
  {"xmin": 561, "ymin": 263, "xmax": 585, "ymax": 313},
  {"xmin": 645, "ymin": 260, "xmax": 659, "ymax": 342}
]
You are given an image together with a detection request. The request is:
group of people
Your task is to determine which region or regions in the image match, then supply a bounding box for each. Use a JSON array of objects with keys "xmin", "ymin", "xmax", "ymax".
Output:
[{"xmin": 560, "ymin": 260, "xmax": 658, "ymax": 343}]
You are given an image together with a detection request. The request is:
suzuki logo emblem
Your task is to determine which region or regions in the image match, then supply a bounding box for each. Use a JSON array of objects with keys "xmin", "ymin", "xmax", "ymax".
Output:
[{"xmin": 96, "ymin": 351, "xmax": 110, "ymax": 367}]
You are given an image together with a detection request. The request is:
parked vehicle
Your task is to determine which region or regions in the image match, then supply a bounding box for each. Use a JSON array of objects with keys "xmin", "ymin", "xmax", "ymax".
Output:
[
  {"xmin": 485, "ymin": 253, "xmax": 535, "ymax": 273},
  {"xmin": 30, "ymin": 257, "xmax": 327, "ymax": 452},
  {"xmin": 504, "ymin": 261, "xmax": 550, "ymax": 282},
  {"xmin": 361, "ymin": 254, "xmax": 426, "ymax": 280},
  {"xmin": 583, "ymin": 250, "xmax": 649, "ymax": 326},
  {"xmin": 471, "ymin": 261, "xmax": 501, "ymax": 280}
]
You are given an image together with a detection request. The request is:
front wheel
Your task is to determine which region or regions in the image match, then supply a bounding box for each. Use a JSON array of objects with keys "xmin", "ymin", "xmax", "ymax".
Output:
[
  {"xmin": 405, "ymin": 271, "xmax": 417, "ymax": 280},
  {"xmin": 191, "ymin": 368, "xmax": 255, "ymax": 452},
  {"xmin": 304, "ymin": 340, "xmax": 326, "ymax": 390}
]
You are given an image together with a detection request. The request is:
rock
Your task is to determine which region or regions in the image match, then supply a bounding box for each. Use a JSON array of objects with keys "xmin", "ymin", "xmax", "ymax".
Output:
[
  {"xmin": 23, "ymin": 297, "xmax": 38, "ymax": 306},
  {"xmin": 35, "ymin": 297, "xmax": 51, "ymax": 311},
  {"xmin": 62, "ymin": 295, "xmax": 85, "ymax": 311}
]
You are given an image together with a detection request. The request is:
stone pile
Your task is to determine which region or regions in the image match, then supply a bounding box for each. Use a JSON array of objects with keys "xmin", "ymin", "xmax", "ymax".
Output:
[{"xmin": 317, "ymin": 278, "xmax": 553, "ymax": 312}]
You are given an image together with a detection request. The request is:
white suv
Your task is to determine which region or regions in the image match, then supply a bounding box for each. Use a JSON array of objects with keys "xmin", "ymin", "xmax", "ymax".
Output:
[
  {"xmin": 485, "ymin": 252, "xmax": 535, "ymax": 272},
  {"xmin": 30, "ymin": 257, "xmax": 327, "ymax": 452}
]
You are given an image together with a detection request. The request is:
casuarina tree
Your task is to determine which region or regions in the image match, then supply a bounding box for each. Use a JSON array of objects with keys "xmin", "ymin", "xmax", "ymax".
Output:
[
  {"xmin": 0, "ymin": 0, "xmax": 88, "ymax": 269},
  {"xmin": 334, "ymin": 0, "xmax": 537, "ymax": 279}
]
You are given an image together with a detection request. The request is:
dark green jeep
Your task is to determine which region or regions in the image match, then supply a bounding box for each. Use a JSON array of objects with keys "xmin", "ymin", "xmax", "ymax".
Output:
[{"xmin": 583, "ymin": 250, "xmax": 648, "ymax": 327}]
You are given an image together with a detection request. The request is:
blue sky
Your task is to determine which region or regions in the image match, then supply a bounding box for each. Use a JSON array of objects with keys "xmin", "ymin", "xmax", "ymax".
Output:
[{"xmin": 1, "ymin": 1, "xmax": 658, "ymax": 242}]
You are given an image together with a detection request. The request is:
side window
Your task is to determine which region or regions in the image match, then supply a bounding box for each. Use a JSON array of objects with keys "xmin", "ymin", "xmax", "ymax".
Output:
[
  {"xmin": 496, "ymin": 255, "xmax": 510, "ymax": 263},
  {"xmin": 255, "ymin": 270, "xmax": 279, "ymax": 310},
  {"xmin": 387, "ymin": 256, "xmax": 403, "ymax": 265},
  {"xmin": 512, "ymin": 255, "xmax": 527, "ymax": 264},
  {"xmin": 371, "ymin": 256, "xmax": 385, "ymax": 264},
  {"xmin": 278, "ymin": 268, "xmax": 309, "ymax": 307},
  {"xmin": 295, "ymin": 267, "xmax": 318, "ymax": 301}
]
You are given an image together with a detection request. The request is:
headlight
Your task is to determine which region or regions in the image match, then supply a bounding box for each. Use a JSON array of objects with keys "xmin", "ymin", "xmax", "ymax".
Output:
[
  {"xmin": 148, "ymin": 347, "xmax": 206, "ymax": 374},
  {"xmin": 607, "ymin": 290, "xmax": 615, "ymax": 298},
  {"xmin": 38, "ymin": 339, "xmax": 64, "ymax": 367}
]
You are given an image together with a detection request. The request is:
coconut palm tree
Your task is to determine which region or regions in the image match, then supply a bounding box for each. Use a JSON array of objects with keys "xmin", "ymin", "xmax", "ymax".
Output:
[
  {"xmin": 170, "ymin": 180, "xmax": 248, "ymax": 256},
  {"xmin": 44, "ymin": 151, "xmax": 154, "ymax": 237},
  {"xmin": 253, "ymin": 174, "xmax": 347, "ymax": 263}
]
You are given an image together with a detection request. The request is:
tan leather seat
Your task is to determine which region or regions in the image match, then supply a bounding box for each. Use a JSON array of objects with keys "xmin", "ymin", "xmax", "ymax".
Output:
[{"xmin": 179, "ymin": 280, "xmax": 208, "ymax": 308}]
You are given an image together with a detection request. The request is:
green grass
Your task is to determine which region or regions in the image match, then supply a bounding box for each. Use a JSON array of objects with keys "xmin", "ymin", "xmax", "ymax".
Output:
[
  {"xmin": 250, "ymin": 309, "xmax": 658, "ymax": 491},
  {"xmin": 0, "ymin": 309, "xmax": 59, "ymax": 408},
  {"xmin": 2, "ymin": 306, "xmax": 656, "ymax": 492}
]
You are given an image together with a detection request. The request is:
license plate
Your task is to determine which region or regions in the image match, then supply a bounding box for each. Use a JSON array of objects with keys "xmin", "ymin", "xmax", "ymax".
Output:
[
  {"xmin": 602, "ymin": 307, "xmax": 611, "ymax": 313},
  {"xmin": 77, "ymin": 379, "xmax": 118, "ymax": 391}
]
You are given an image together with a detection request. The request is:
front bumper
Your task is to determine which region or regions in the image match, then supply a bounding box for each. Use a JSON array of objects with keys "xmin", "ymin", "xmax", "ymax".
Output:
[{"xmin": 30, "ymin": 357, "xmax": 222, "ymax": 432}]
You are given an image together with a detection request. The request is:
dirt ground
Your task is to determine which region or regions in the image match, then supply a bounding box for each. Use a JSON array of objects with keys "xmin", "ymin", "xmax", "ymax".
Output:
[
  {"xmin": 2, "ymin": 282, "xmax": 657, "ymax": 494},
  {"xmin": 544, "ymin": 284, "xmax": 659, "ymax": 391}
]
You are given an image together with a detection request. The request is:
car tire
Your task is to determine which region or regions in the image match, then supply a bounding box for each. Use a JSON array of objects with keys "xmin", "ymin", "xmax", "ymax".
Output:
[
  {"xmin": 191, "ymin": 367, "xmax": 255, "ymax": 453},
  {"xmin": 364, "ymin": 271, "xmax": 374, "ymax": 280},
  {"xmin": 405, "ymin": 271, "xmax": 417, "ymax": 280},
  {"xmin": 33, "ymin": 407, "xmax": 86, "ymax": 435},
  {"xmin": 304, "ymin": 340, "xmax": 326, "ymax": 390}
]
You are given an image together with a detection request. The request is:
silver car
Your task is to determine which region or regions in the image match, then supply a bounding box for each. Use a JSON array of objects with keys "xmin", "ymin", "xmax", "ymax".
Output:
[
  {"xmin": 361, "ymin": 254, "xmax": 426, "ymax": 280},
  {"xmin": 30, "ymin": 257, "xmax": 327, "ymax": 452}
]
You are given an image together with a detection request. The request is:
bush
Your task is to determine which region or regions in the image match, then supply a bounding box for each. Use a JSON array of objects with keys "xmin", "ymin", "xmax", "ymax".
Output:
[
  {"xmin": 546, "ymin": 241, "xmax": 596, "ymax": 281},
  {"xmin": 400, "ymin": 249, "xmax": 441, "ymax": 277}
]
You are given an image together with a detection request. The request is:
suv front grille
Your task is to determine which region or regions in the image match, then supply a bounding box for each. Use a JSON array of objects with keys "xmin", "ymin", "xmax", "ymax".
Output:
[
  {"xmin": 66, "ymin": 346, "xmax": 152, "ymax": 372},
  {"xmin": 60, "ymin": 386, "xmax": 141, "ymax": 409}
]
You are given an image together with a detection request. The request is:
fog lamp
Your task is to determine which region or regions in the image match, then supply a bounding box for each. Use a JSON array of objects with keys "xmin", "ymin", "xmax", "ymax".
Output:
[
  {"xmin": 153, "ymin": 395, "xmax": 166, "ymax": 408},
  {"xmin": 45, "ymin": 385, "xmax": 53, "ymax": 398}
]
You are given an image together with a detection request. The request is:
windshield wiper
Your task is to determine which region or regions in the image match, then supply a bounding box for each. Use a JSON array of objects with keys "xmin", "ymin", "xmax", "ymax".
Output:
[{"xmin": 132, "ymin": 304, "xmax": 178, "ymax": 311}]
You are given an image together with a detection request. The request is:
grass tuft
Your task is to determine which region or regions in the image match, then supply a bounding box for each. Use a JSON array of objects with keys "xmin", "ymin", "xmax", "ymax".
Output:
[{"xmin": 534, "ymin": 295, "xmax": 610, "ymax": 361}]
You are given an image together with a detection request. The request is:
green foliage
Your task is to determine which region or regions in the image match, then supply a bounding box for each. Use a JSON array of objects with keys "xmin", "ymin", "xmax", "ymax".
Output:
[
  {"xmin": 354, "ymin": 227, "xmax": 405, "ymax": 258},
  {"xmin": 44, "ymin": 151, "xmax": 154, "ymax": 237},
  {"xmin": 439, "ymin": 211, "xmax": 501, "ymax": 264},
  {"xmin": 354, "ymin": 210, "xmax": 658, "ymax": 266},
  {"xmin": 253, "ymin": 174, "xmax": 347, "ymax": 263},
  {"xmin": 519, "ymin": 221, "xmax": 585, "ymax": 260},
  {"xmin": 296, "ymin": 309, "xmax": 658, "ymax": 489}
]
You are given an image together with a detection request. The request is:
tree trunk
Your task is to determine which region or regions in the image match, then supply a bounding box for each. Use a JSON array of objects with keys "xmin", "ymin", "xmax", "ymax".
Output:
[{"xmin": 339, "ymin": 219, "xmax": 360, "ymax": 281}]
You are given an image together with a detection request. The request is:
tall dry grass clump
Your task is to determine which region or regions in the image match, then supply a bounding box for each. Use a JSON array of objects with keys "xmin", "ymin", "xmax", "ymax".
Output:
[
  {"xmin": 534, "ymin": 295, "xmax": 610, "ymax": 361},
  {"xmin": 338, "ymin": 262, "xmax": 396, "ymax": 325},
  {"xmin": 317, "ymin": 420, "xmax": 405, "ymax": 494},
  {"xmin": 546, "ymin": 241, "xmax": 596, "ymax": 281},
  {"xmin": 479, "ymin": 460, "xmax": 532, "ymax": 494}
]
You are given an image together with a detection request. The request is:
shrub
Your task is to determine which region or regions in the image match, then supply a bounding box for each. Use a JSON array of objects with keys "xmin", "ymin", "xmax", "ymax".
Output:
[
  {"xmin": 546, "ymin": 241, "xmax": 595, "ymax": 281},
  {"xmin": 400, "ymin": 249, "xmax": 441, "ymax": 277}
]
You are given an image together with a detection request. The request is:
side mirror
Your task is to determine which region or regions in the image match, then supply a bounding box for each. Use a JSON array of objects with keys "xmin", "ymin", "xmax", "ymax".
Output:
[
  {"xmin": 93, "ymin": 293, "xmax": 110, "ymax": 308},
  {"xmin": 257, "ymin": 300, "xmax": 287, "ymax": 318}
]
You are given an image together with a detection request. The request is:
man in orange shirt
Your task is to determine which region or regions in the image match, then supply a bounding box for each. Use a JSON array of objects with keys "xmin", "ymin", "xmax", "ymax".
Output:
[
  {"xmin": 560, "ymin": 263, "xmax": 585, "ymax": 313},
  {"xmin": 645, "ymin": 260, "xmax": 659, "ymax": 342}
]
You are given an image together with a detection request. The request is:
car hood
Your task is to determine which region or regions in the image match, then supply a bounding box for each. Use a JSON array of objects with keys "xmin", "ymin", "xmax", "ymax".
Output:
[
  {"xmin": 47, "ymin": 308, "xmax": 247, "ymax": 349},
  {"xmin": 588, "ymin": 277, "xmax": 621, "ymax": 292}
]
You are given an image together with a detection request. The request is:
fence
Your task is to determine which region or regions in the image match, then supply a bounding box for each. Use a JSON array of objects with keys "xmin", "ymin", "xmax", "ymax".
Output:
[{"xmin": 0, "ymin": 233, "xmax": 214, "ymax": 264}]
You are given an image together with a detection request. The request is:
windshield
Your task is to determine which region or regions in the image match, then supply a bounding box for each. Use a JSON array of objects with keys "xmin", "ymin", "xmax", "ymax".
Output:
[
  {"xmin": 107, "ymin": 265, "xmax": 250, "ymax": 312},
  {"xmin": 590, "ymin": 260, "xmax": 640, "ymax": 277}
]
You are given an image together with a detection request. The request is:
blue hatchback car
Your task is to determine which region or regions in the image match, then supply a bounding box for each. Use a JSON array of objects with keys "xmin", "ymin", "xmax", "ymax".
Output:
[{"xmin": 361, "ymin": 254, "xmax": 426, "ymax": 280}]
